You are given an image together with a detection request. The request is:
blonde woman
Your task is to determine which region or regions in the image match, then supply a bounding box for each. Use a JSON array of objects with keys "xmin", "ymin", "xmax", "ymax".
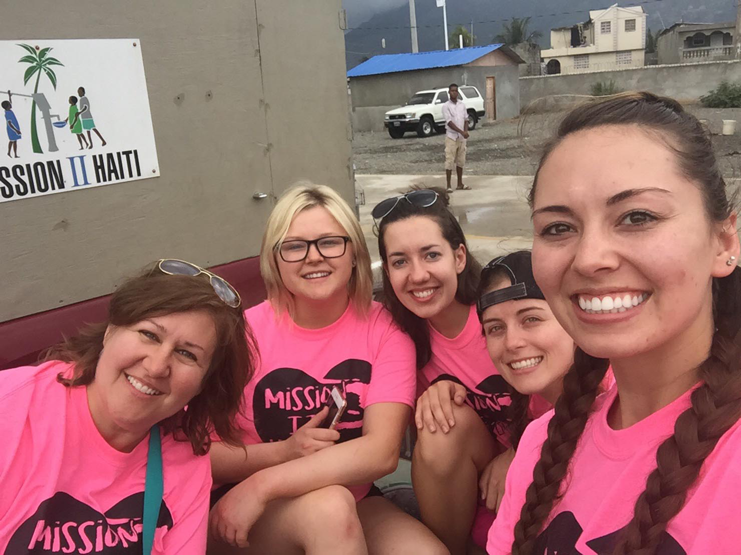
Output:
[{"xmin": 209, "ymin": 185, "xmax": 446, "ymax": 554}]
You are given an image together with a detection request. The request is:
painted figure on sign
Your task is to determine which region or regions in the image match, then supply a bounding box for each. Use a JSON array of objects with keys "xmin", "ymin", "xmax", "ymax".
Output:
[
  {"xmin": 66, "ymin": 96, "xmax": 89, "ymax": 150},
  {"xmin": 78, "ymin": 86, "xmax": 107, "ymax": 148},
  {"xmin": 3, "ymin": 92, "xmax": 21, "ymax": 158}
]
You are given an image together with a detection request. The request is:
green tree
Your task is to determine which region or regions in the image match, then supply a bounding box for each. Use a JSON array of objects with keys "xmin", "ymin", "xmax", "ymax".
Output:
[
  {"xmin": 449, "ymin": 25, "xmax": 475, "ymax": 48},
  {"xmin": 646, "ymin": 28, "xmax": 657, "ymax": 54},
  {"xmin": 17, "ymin": 44, "xmax": 64, "ymax": 154},
  {"xmin": 494, "ymin": 17, "xmax": 542, "ymax": 46}
]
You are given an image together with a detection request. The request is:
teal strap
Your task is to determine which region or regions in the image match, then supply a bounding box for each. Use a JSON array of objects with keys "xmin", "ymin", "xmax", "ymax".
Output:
[{"xmin": 143, "ymin": 424, "xmax": 163, "ymax": 555}]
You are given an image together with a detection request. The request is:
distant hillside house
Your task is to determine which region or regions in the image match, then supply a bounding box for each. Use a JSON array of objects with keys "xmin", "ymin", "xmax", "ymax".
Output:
[
  {"xmin": 541, "ymin": 4, "xmax": 647, "ymax": 75},
  {"xmin": 347, "ymin": 44, "xmax": 523, "ymax": 133},
  {"xmin": 657, "ymin": 22, "xmax": 736, "ymax": 65}
]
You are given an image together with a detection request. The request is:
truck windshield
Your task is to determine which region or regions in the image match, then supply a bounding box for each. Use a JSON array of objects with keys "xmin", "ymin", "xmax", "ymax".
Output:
[{"xmin": 406, "ymin": 93, "xmax": 435, "ymax": 105}]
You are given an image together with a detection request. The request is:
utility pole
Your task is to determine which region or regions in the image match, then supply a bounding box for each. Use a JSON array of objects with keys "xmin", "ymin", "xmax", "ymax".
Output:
[
  {"xmin": 736, "ymin": 0, "xmax": 741, "ymax": 59},
  {"xmin": 437, "ymin": 0, "xmax": 449, "ymax": 50},
  {"xmin": 471, "ymin": 19, "xmax": 474, "ymax": 46},
  {"xmin": 409, "ymin": 0, "xmax": 419, "ymax": 53}
]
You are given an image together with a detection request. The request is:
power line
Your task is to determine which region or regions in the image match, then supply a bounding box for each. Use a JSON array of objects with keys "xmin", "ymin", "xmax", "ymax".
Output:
[{"xmin": 347, "ymin": 0, "xmax": 664, "ymax": 31}]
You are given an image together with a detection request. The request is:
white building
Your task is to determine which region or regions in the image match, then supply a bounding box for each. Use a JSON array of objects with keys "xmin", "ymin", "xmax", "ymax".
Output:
[{"xmin": 541, "ymin": 4, "xmax": 647, "ymax": 75}]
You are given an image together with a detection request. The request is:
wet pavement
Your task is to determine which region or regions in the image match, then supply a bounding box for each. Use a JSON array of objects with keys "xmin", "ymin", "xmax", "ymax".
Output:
[{"xmin": 356, "ymin": 173, "xmax": 536, "ymax": 274}]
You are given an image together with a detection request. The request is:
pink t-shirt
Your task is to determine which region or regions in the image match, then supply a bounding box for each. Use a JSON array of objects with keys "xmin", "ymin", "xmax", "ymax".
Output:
[
  {"xmin": 0, "ymin": 361, "xmax": 212, "ymax": 555},
  {"xmin": 488, "ymin": 384, "xmax": 741, "ymax": 554},
  {"xmin": 420, "ymin": 305, "xmax": 516, "ymax": 443},
  {"xmin": 237, "ymin": 300, "xmax": 416, "ymax": 501}
]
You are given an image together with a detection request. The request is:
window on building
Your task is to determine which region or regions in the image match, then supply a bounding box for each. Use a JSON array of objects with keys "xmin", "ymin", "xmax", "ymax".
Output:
[
  {"xmin": 601, "ymin": 21, "xmax": 611, "ymax": 34},
  {"xmin": 625, "ymin": 19, "xmax": 636, "ymax": 32},
  {"xmin": 461, "ymin": 86, "xmax": 480, "ymax": 98},
  {"xmin": 616, "ymin": 51, "xmax": 632, "ymax": 65},
  {"xmin": 693, "ymin": 34, "xmax": 707, "ymax": 47},
  {"xmin": 574, "ymin": 54, "xmax": 590, "ymax": 69}
]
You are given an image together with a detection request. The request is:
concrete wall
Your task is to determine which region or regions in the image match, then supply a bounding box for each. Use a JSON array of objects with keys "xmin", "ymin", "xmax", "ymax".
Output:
[
  {"xmin": 544, "ymin": 49, "xmax": 645, "ymax": 75},
  {"xmin": 0, "ymin": 0, "xmax": 353, "ymax": 322},
  {"xmin": 520, "ymin": 59, "xmax": 741, "ymax": 108},
  {"xmin": 349, "ymin": 65, "xmax": 520, "ymax": 132}
]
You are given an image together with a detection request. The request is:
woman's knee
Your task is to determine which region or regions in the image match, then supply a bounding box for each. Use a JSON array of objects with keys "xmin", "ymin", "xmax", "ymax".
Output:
[
  {"xmin": 414, "ymin": 404, "xmax": 482, "ymax": 472},
  {"xmin": 299, "ymin": 485, "xmax": 363, "ymax": 540}
]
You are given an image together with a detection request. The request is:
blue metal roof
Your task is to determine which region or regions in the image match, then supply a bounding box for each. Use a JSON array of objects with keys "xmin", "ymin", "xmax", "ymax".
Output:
[{"xmin": 348, "ymin": 44, "xmax": 506, "ymax": 78}]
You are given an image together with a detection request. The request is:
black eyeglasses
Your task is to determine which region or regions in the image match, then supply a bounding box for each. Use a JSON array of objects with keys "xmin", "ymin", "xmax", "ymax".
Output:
[
  {"xmin": 157, "ymin": 259, "xmax": 241, "ymax": 308},
  {"xmin": 277, "ymin": 236, "xmax": 351, "ymax": 263},
  {"xmin": 371, "ymin": 189, "xmax": 439, "ymax": 221}
]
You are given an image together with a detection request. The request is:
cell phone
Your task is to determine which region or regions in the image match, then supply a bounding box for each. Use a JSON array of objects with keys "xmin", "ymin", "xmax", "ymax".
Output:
[{"xmin": 320, "ymin": 386, "xmax": 348, "ymax": 429}]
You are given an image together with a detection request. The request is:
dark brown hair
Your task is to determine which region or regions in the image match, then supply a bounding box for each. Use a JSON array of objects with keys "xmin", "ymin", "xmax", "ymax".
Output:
[
  {"xmin": 377, "ymin": 187, "xmax": 481, "ymax": 369},
  {"xmin": 513, "ymin": 92, "xmax": 741, "ymax": 554},
  {"xmin": 47, "ymin": 265, "xmax": 256, "ymax": 456}
]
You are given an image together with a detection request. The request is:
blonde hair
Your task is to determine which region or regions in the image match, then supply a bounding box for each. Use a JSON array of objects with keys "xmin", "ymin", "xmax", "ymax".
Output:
[{"xmin": 260, "ymin": 184, "xmax": 373, "ymax": 318}]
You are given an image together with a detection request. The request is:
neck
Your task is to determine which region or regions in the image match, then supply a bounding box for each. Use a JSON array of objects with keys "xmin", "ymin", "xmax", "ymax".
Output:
[
  {"xmin": 86, "ymin": 385, "xmax": 149, "ymax": 453},
  {"xmin": 540, "ymin": 376, "xmax": 564, "ymax": 406},
  {"xmin": 292, "ymin": 292, "xmax": 350, "ymax": 329},
  {"xmin": 608, "ymin": 305, "xmax": 713, "ymax": 430},
  {"xmin": 429, "ymin": 299, "xmax": 470, "ymax": 339}
]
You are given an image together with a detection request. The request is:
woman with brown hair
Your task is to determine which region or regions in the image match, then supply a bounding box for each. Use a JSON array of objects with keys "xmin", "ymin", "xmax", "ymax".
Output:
[
  {"xmin": 0, "ymin": 260, "xmax": 254, "ymax": 554},
  {"xmin": 488, "ymin": 92, "xmax": 741, "ymax": 554}
]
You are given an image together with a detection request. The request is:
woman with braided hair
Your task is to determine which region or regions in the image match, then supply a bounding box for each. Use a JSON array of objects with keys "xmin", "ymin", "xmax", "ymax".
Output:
[{"xmin": 487, "ymin": 92, "xmax": 741, "ymax": 555}]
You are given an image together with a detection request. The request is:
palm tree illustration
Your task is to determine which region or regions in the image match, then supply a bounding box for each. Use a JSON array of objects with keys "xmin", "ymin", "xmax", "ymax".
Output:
[{"xmin": 17, "ymin": 44, "xmax": 63, "ymax": 154}]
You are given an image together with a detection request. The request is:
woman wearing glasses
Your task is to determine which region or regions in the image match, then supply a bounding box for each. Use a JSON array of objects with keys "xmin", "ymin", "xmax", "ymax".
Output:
[
  {"xmin": 0, "ymin": 260, "xmax": 253, "ymax": 554},
  {"xmin": 209, "ymin": 185, "xmax": 446, "ymax": 554},
  {"xmin": 374, "ymin": 189, "xmax": 545, "ymax": 554}
]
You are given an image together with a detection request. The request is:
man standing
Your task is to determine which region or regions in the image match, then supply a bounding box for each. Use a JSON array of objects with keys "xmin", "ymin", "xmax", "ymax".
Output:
[
  {"xmin": 77, "ymin": 87, "xmax": 107, "ymax": 148},
  {"xmin": 442, "ymin": 83, "xmax": 470, "ymax": 192}
]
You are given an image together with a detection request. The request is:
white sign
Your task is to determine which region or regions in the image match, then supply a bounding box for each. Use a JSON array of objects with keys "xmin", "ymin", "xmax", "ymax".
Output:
[
  {"xmin": 436, "ymin": 0, "xmax": 446, "ymax": 7},
  {"xmin": 0, "ymin": 39, "xmax": 159, "ymax": 203}
]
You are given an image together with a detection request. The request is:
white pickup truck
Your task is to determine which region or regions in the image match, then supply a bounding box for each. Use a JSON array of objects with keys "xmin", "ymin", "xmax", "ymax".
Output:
[{"xmin": 384, "ymin": 86, "xmax": 485, "ymax": 139}]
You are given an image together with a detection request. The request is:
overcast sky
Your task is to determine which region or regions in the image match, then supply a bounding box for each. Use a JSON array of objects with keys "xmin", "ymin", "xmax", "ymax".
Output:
[{"xmin": 343, "ymin": 0, "xmax": 408, "ymax": 27}]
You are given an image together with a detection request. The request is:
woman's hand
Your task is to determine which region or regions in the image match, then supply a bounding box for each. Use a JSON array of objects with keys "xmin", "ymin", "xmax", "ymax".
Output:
[
  {"xmin": 479, "ymin": 447, "xmax": 515, "ymax": 512},
  {"xmin": 210, "ymin": 478, "xmax": 268, "ymax": 548},
  {"xmin": 282, "ymin": 406, "xmax": 340, "ymax": 461},
  {"xmin": 415, "ymin": 380, "xmax": 467, "ymax": 433}
]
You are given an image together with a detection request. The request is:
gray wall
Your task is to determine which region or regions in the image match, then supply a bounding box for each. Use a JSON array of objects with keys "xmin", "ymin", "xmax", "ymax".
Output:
[
  {"xmin": 349, "ymin": 65, "xmax": 520, "ymax": 132},
  {"xmin": 520, "ymin": 60, "xmax": 741, "ymax": 108},
  {"xmin": 0, "ymin": 1, "xmax": 353, "ymax": 321}
]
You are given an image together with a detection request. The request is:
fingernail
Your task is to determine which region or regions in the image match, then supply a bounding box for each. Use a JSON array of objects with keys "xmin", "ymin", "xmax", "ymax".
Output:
[
  {"xmin": 429, "ymin": 425, "xmax": 436, "ymax": 433},
  {"xmin": 442, "ymin": 426, "xmax": 449, "ymax": 433},
  {"xmin": 449, "ymin": 419, "xmax": 455, "ymax": 427}
]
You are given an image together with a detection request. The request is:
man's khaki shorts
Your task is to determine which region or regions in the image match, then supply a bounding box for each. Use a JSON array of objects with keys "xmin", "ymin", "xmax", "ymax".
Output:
[{"xmin": 444, "ymin": 137, "xmax": 467, "ymax": 170}]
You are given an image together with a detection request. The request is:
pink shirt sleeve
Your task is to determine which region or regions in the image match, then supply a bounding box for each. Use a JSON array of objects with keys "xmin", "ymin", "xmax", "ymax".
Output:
[
  {"xmin": 364, "ymin": 310, "xmax": 416, "ymax": 408},
  {"xmin": 487, "ymin": 412, "xmax": 551, "ymax": 554}
]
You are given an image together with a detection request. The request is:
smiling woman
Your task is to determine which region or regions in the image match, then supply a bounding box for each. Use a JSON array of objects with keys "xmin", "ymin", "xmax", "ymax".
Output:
[
  {"xmin": 0, "ymin": 262, "xmax": 255, "ymax": 554},
  {"xmin": 487, "ymin": 93, "xmax": 741, "ymax": 555}
]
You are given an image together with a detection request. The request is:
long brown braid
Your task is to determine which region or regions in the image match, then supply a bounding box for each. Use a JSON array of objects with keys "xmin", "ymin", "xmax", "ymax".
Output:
[
  {"xmin": 512, "ymin": 92, "xmax": 741, "ymax": 554},
  {"xmin": 512, "ymin": 349, "xmax": 609, "ymax": 555}
]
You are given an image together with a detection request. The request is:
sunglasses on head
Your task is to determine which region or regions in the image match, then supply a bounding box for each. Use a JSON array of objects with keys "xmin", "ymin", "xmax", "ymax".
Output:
[
  {"xmin": 157, "ymin": 259, "xmax": 242, "ymax": 309},
  {"xmin": 371, "ymin": 189, "xmax": 439, "ymax": 221}
]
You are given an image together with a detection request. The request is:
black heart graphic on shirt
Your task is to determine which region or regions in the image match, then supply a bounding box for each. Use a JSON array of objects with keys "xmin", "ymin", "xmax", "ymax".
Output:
[
  {"xmin": 530, "ymin": 510, "xmax": 686, "ymax": 555},
  {"xmin": 252, "ymin": 360, "xmax": 372, "ymax": 443},
  {"xmin": 5, "ymin": 491, "xmax": 173, "ymax": 554},
  {"xmin": 430, "ymin": 373, "xmax": 512, "ymax": 437}
]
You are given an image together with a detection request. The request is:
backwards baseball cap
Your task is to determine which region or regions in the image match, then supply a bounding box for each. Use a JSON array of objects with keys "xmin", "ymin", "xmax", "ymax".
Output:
[{"xmin": 477, "ymin": 251, "xmax": 545, "ymax": 318}]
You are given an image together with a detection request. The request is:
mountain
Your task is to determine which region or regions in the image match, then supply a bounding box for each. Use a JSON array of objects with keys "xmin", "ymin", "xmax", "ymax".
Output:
[{"xmin": 343, "ymin": 0, "xmax": 738, "ymax": 69}]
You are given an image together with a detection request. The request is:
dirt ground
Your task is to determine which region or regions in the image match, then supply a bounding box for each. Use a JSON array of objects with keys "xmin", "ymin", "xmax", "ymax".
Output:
[{"xmin": 352, "ymin": 105, "xmax": 741, "ymax": 178}]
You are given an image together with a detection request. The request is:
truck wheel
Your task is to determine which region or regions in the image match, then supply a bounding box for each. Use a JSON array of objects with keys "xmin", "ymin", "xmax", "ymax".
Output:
[
  {"xmin": 417, "ymin": 116, "xmax": 434, "ymax": 138},
  {"xmin": 388, "ymin": 127, "xmax": 404, "ymax": 139},
  {"xmin": 467, "ymin": 111, "xmax": 478, "ymax": 131}
]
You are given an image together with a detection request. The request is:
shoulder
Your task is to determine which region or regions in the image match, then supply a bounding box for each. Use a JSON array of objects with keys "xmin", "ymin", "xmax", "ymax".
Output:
[
  {"xmin": 244, "ymin": 300, "xmax": 275, "ymax": 326},
  {"xmin": 0, "ymin": 360, "xmax": 72, "ymax": 405}
]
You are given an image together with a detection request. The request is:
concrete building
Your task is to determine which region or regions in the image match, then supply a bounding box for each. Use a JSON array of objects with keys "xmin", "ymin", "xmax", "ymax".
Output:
[
  {"xmin": 657, "ymin": 22, "xmax": 736, "ymax": 65},
  {"xmin": 541, "ymin": 4, "xmax": 647, "ymax": 75},
  {"xmin": 347, "ymin": 45, "xmax": 523, "ymax": 133},
  {"xmin": 0, "ymin": 0, "xmax": 354, "ymax": 368}
]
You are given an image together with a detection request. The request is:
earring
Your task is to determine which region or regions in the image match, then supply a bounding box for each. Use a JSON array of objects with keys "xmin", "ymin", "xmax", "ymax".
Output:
[
  {"xmin": 727, "ymin": 256, "xmax": 737, "ymax": 267},
  {"xmin": 352, "ymin": 259, "xmax": 357, "ymax": 267}
]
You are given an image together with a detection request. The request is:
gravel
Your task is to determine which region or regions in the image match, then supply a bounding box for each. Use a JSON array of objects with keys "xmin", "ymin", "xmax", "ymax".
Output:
[{"xmin": 352, "ymin": 105, "xmax": 741, "ymax": 178}]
